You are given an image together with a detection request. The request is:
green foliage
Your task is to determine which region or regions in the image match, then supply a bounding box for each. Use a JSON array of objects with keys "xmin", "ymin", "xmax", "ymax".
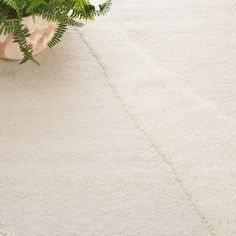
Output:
[{"xmin": 0, "ymin": 0, "xmax": 112, "ymax": 64}]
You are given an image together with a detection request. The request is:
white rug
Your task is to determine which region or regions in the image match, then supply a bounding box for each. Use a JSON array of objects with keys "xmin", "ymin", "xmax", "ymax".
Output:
[{"xmin": 0, "ymin": 1, "xmax": 236, "ymax": 235}]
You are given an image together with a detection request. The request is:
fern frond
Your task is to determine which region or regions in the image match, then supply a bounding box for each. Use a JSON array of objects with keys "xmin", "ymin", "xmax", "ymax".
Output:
[
  {"xmin": 48, "ymin": 22, "xmax": 67, "ymax": 48},
  {"xmin": 0, "ymin": 0, "xmax": 112, "ymax": 64},
  {"xmin": 13, "ymin": 22, "xmax": 39, "ymax": 64}
]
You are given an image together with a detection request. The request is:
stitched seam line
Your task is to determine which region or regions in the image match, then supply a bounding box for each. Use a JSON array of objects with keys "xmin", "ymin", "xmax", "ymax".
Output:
[{"xmin": 77, "ymin": 29, "xmax": 215, "ymax": 236}]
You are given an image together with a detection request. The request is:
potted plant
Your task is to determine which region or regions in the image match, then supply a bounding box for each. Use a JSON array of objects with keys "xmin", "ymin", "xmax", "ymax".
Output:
[{"xmin": 0, "ymin": 0, "xmax": 111, "ymax": 64}]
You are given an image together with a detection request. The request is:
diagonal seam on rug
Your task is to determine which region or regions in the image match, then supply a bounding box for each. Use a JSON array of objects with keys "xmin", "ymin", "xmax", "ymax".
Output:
[{"xmin": 80, "ymin": 21, "xmax": 236, "ymax": 236}]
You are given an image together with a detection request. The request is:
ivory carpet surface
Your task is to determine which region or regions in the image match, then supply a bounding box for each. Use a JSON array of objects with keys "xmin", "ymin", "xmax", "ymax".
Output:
[{"xmin": 0, "ymin": 1, "xmax": 236, "ymax": 235}]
